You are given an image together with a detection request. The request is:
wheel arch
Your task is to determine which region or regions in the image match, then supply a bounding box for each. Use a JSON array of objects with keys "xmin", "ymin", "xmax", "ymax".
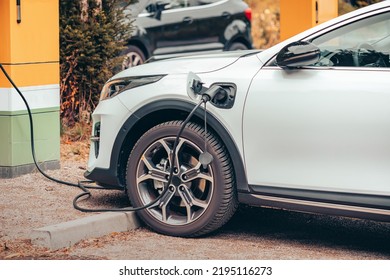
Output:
[
  {"xmin": 125, "ymin": 39, "xmax": 150, "ymax": 60},
  {"xmin": 112, "ymin": 99, "xmax": 249, "ymax": 192},
  {"xmin": 223, "ymin": 20, "xmax": 253, "ymax": 51},
  {"xmin": 226, "ymin": 38, "xmax": 252, "ymax": 51}
]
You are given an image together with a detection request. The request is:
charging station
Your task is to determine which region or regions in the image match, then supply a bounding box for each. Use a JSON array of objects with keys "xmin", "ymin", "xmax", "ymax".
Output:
[
  {"xmin": 280, "ymin": 0, "xmax": 338, "ymax": 40},
  {"xmin": 0, "ymin": 0, "xmax": 60, "ymax": 178}
]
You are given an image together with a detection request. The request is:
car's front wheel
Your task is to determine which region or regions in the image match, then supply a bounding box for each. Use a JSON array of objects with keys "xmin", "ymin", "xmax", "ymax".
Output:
[{"xmin": 126, "ymin": 121, "xmax": 238, "ymax": 237}]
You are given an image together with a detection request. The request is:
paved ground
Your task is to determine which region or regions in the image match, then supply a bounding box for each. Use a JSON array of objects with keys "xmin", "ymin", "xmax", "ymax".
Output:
[
  {"xmin": 0, "ymin": 151, "xmax": 389, "ymax": 260},
  {"xmin": 67, "ymin": 205, "xmax": 390, "ymax": 260}
]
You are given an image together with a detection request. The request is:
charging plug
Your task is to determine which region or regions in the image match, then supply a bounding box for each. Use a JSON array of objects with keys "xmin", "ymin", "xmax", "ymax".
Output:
[
  {"xmin": 191, "ymin": 79, "xmax": 204, "ymax": 94},
  {"xmin": 201, "ymin": 85, "xmax": 227, "ymax": 103}
]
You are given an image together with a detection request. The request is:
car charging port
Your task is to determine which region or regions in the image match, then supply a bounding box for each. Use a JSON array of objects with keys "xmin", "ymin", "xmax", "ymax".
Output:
[
  {"xmin": 206, "ymin": 83, "xmax": 237, "ymax": 109},
  {"xmin": 188, "ymin": 73, "xmax": 237, "ymax": 109}
]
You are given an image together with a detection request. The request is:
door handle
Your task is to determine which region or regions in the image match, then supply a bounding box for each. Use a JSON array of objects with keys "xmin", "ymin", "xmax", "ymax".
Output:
[
  {"xmin": 183, "ymin": 17, "xmax": 193, "ymax": 24},
  {"xmin": 222, "ymin": 12, "xmax": 231, "ymax": 19}
]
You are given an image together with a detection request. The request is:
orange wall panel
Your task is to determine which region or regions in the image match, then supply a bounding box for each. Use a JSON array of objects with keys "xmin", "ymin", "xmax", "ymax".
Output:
[
  {"xmin": 280, "ymin": 0, "xmax": 338, "ymax": 40},
  {"xmin": 317, "ymin": 0, "xmax": 339, "ymax": 24},
  {"xmin": 0, "ymin": 63, "xmax": 59, "ymax": 87},
  {"xmin": 0, "ymin": 0, "xmax": 11, "ymax": 63},
  {"xmin": 0, "ymin": 0, "xmax": 59, "ymax": 87},
  {"xmin": 11, "ymin": 0, "xmax": 59, "ymax": 64}
]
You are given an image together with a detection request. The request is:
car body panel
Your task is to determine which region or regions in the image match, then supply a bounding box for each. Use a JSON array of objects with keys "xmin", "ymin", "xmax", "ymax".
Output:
[{"xmin": 244, "ymin": 67, "xmax": 390, "ymax": 195}]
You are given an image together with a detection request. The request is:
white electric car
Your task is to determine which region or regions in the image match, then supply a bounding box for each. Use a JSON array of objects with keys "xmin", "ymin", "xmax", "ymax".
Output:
[{"xmin": 85, "ymin": 1, "xmax": 390, "ymax": 237}]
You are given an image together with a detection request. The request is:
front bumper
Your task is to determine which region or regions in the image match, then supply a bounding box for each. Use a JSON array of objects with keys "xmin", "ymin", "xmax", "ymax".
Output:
[
  {"xmin": 84, "ymin": 97, "xmax": 131, "ymax": 188},
  {"xmin": 84, "ymin": 168, "xmax": 124, "ymax": 189}
]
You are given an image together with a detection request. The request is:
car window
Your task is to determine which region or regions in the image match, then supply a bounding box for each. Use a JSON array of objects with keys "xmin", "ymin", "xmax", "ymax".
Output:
[
  {"xmin": 132, "ymin": 0, "xmax": 224, "ymax": 14},
  {"xmin": 164, "ymin": 0, "xmax": 189, "ymax": 10},
  {"xmin": 311, "ymin": 12, "xmax": 390, "ymax": 68},
  {"xmin": 163, "ymin": 0, "xmax": 222, "ymax": 10}
]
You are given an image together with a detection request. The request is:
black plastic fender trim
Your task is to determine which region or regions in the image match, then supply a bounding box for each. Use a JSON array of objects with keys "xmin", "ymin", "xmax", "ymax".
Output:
[
  {"xmin": 246, "ymin": 185, "xmax": 390, "ymax": 210},
  {"xmin": 238, "ymin": 191, "xmax": 390, "ymax": 222}
]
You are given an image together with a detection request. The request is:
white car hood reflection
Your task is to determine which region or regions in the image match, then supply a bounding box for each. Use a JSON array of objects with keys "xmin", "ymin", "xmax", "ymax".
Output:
[{"xmin": 113, "ymin": 50, "xmax": 261, "ymax": 79}]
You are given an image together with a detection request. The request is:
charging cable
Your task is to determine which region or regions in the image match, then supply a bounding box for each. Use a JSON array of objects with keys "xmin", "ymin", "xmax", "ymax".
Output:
[{"xmin": 0, "ymin": 63, "xmax": 208, "ymax": 213}]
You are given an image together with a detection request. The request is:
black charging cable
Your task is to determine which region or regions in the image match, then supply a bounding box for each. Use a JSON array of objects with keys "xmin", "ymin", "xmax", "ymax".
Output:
[{"xmin": 0, "ymin": 63, "xmax": 206, "ymax": 213}]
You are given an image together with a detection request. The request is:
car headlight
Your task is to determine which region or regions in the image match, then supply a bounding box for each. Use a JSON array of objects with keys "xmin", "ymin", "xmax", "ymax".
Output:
[{"xmin": 100, "ymin": 75, "xmax": 165, "ymax": 100}]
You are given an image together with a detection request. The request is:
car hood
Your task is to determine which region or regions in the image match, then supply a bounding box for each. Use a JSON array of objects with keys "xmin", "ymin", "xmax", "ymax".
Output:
[{"xmin": 112, "ymin": 50, "xmax": 261, "ymax": 79}]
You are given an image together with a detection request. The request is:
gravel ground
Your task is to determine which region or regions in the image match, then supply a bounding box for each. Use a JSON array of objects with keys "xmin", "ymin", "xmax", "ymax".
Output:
[{"xmin": 1, "ymin": 142, "xmax": 390, "ymax": 260}]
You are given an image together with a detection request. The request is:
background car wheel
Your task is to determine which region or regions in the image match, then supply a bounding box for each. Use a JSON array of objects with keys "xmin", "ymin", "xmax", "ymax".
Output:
[
  {"xmin": 126, "ymin": 121, "xmax": 238, "ymax": 237},
  {"xmin": 228, "ymin": 42, "xmax": 248, "ymax": 51},
  {"xmin": 122, "ymin": 45, "xmax": 145, "ymax": 70}
]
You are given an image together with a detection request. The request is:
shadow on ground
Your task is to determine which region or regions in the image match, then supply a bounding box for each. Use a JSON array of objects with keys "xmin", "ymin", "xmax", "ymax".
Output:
[
  {"xmin": 223, "ymin": 205, "xmax": 390, "ymax": 257},
  {"xmin": 73, "ymin": 188, "xmax": 131, "ymax": 211}
]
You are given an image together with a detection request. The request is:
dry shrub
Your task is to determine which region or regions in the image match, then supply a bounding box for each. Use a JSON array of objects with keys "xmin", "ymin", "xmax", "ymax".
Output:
[
  {"xmin": 61, "ymin": 117, "xmax": 92, "ymax": 143},
  {"xmin": 246, "ymin": 0, "xmax": 280, "ymax": 49}
]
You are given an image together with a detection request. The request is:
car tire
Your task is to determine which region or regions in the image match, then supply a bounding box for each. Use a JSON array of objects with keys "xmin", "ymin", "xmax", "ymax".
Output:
[
  {"xmin": 228, "ymin": 42, "xmax": 248, "ymax": 51},
  {"xmin": 126, "ymin": 121, "xmax": 238, "ymax": 237},
  {"xmin": 122, "ymin": 45, "xmax": 145, "ymax": 70}
]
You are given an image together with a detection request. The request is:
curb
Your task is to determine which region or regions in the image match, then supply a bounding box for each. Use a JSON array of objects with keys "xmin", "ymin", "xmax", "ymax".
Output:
[{"xmin": 30, "ymin": 212, "xmax": 140, "ymax": 250}]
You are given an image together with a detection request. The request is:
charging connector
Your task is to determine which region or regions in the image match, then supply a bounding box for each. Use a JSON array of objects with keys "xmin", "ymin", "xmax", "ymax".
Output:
[{"xmin": 201, "ymin": 84, "xmax": 227, "ymax": 103}]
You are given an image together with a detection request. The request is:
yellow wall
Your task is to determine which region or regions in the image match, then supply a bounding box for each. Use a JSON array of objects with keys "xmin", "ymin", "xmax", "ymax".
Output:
[
  {"xmin": 0, "ymin": 0, "xmax": 59, "ymax": 87},
  {"xmin": 280, "ymin": 0, "xmax": 338, "ymax": 40}
]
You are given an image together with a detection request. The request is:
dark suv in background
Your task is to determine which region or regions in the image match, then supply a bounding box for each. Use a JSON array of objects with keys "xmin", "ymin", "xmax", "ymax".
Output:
[{"xmin": 121, "ymin": 0, "xmax": 253, "ymax": 69}]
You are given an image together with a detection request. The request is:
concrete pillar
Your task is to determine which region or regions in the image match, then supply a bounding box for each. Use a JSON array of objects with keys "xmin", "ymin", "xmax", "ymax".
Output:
[
  {"xmin": 280, "ymin": 0, "xmax": 338, "ymax": 40},
  {"xmin": 0, "ymin": 0, "xmax": 60, "ymax": 178}
]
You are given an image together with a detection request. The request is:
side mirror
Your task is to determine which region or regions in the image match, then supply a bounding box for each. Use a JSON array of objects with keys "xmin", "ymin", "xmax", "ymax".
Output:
[
  {"xmin": 276, "ymin": 41, "xmax": 320, "ymax": 68},
  {"xmin": 146, "ymin": 1, "xmax": 168, "ymax": 20}
]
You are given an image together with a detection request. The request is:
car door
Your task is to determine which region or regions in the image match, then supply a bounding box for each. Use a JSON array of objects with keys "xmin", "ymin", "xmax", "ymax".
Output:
[
  {"xmin": 193, "ymin": 0, "xmax": 232, "ymax": 50},
  {"xmin": 243, "ymin": 11, "xmax": 390, "ymax": 196},
  {"xmin": 153, "ymin": 0, "xmax": 200, "ymax": 55}
]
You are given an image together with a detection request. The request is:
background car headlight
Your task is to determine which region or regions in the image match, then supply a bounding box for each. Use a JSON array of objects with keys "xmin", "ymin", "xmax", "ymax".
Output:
[{"xmin": 100, "ymin": 75, "xmax": 165, "ymax": 100}]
